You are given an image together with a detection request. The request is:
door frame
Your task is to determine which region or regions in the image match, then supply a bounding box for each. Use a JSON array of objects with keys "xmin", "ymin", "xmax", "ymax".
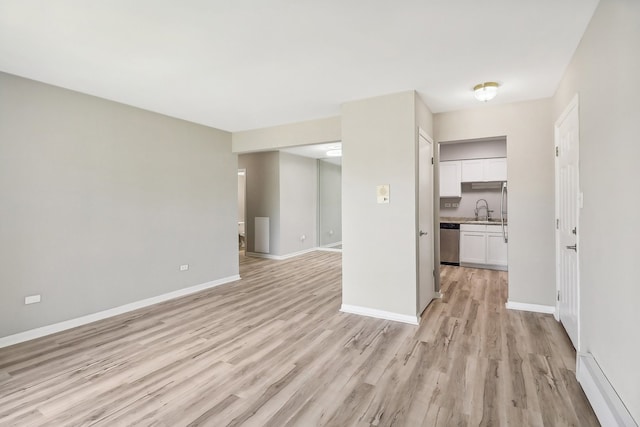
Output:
[
  {"xmin": 417, "ymin": 127, "xmax": 436, "ymax": 315},
  {"xmin": 554, "ymin": 94, "xmax": 581, "ymax": 350}
]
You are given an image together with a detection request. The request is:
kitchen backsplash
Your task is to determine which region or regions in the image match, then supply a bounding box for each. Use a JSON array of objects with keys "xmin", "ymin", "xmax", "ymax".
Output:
[{"xmin": 440, "ymin": 184, "xmax": 503, "ymax": 219}]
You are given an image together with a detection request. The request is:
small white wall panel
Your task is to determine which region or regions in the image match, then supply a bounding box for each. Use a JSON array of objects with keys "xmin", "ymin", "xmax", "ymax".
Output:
[{"xmin": 255, "ymin": 217, "xmax": 270, "ymax": 253}]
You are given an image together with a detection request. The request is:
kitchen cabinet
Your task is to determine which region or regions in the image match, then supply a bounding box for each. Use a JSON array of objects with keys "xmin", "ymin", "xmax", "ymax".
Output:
[
  {"xmin": 460, "ymin": 224, "xmax": 507, "ymax": 269},
  {"xmin": 439, "ymin": 161, "xmax": 461, "ymax": 197},
  {"xmin": 486, "ymin": 227, "xmax": 508, "ymax": 265},
  {"xmin": 461, "ymin": 158, "xmax": 507, "ymax": 182}
]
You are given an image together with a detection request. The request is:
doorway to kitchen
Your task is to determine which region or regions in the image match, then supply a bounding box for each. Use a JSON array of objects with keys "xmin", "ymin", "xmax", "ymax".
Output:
[{"xmin": 437, "ymin": 136, "xmax": 509, "ymax": 295}]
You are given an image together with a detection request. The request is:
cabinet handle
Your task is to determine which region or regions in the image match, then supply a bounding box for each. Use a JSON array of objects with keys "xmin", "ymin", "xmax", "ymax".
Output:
[
  {"xmin": 566, "ymin": 244, "xmax": 577, "ymax": 251},
  {"xmin": 419, "ymin": 230, "xmax": 428, "ymax": 236}
]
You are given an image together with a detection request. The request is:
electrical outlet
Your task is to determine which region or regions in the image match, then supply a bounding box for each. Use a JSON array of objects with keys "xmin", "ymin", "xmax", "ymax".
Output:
[
  {"xmin": 444, "ymin": 203, "xmax": 451, "ymax": 208},
  {"xmin": 180, "ymin": 264, "xmax": 189, "ymax": 271},
  {"xmin": 300, "ymin": 234, "xmax": 306, "ymax": 241},
  {"xmin": 452, "ymin": 202, "xmax": 459, "ymax": 207},
  {"xmin": 25, "ymin": 294, "xmax": 41, "ymax": 305}
]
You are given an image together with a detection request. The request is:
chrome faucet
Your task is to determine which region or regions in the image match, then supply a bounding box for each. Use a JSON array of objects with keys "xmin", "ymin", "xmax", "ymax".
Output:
[{"xmin": 475, "ymin": 199, "xmax": 493, "ymax": 221}]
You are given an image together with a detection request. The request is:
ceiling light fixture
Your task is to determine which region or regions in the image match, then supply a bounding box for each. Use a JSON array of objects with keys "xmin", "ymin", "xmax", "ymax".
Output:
[
  {"xmin": 326, "ymin": 149, "xmax": 342, "ymax": 157},
  {"xmin": 473, "ymin": 82, "xmax": 499, "ymax": 102}
]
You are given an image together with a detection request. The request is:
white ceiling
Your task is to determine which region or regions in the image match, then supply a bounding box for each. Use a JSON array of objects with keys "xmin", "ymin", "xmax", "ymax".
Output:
[{"xmin": 0, "ymin": 1, "xmax": 599, "ymax": 132}]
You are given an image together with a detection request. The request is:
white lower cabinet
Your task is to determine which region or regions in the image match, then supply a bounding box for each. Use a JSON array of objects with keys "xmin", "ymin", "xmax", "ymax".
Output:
[
  {"xmin": 460, "ymin": 224, "xmax": 508, "ymax": 269},
  {"xmin": 486, "ymin": 231, "xmax": 508, "ymax": 266}
]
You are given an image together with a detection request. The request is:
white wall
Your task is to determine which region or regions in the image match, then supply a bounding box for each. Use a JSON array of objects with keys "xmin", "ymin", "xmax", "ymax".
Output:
[
  {"xmin": 342, "ymin": 91, "xmax": 428, "ymax": 319},
  {"xmin": 435, "ymin": 99, "xmax": 555, "ymax": 306},
  {"xmin": 0, "ymin": 72, "xmax": 238, "ymax": 338},
  {"xmin": 279, "ymin": 152, "xmax": 317, "ymax": 255},
  {"xmin": 232, "ymin": 116, "xmax": 341, "ymax": 153},
  {"xmin": 553, "ymin": 0, "xmax": 640, "ymax": 421}
]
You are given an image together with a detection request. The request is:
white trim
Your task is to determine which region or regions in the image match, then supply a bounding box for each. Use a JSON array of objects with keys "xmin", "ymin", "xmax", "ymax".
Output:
[
  {"xmin": 433, "ymin": 292, "xmax": 443, "ymax": 299},
  {"xmin": 418, "ymin": 127, "xmax": 434, "ymax": 143},
  {"xmin": 0, "ymin": 274, "xmax": 240, "ymax": 349},
  {"xmin": 505, "ymin": 301, "xmax": 556, "ymax": 315},
  {"xmin": 340, "ymin": 304, "xmax": 419, "ymax": 325},
  {"xmin": 246, "ymin": 247, "xmax": 317, "ymax": 260},
  {"xmin": 577, "ymin": 352, "xmax": 638, "ymax": 427},
  {"xmin": 316, "ymin": 247, "xmax": 342, "ymax": 253}
]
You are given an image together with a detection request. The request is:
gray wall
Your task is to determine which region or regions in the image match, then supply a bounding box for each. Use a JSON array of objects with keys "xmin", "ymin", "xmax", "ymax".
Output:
[
  {"xmin": 435, "ymin": 99, "xmax": 555, "ymax": 307},
  {"xmin": 279, "ymin": 152, "xmax": 317, "ymax": 255},
  {"xmin": 553, "ymin": 0, "xmax": 640, "ymax": 420},
  {"xmin": 237, "ymin": 173, "xmax": 246, "ymax": 224},
  {"xmin": 439, "ymin": 138, "xmax": 506, "ymax": 161},
  {"xmin": 238, "ymin": 152, "xmax": 281, "ymax": 254},
  {"xmin": 0, "ymin": 72, "xmax": 238, "ymax": 338},
  {"xmin": 318, "ymin": 160, "xmax": 342, "ymax": 247},
  {"xmin": 238, "ymin": 151, "xmax": 317, "ymax": 257},
  {"xmin": 342, "ymin": 91, "xmax": 425, "ymax": 318}
]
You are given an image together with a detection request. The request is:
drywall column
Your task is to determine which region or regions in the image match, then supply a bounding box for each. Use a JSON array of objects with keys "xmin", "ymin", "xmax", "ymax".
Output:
[{"xmin": 341, "ymin": 91, "xmax": 419, "ymax": 322}]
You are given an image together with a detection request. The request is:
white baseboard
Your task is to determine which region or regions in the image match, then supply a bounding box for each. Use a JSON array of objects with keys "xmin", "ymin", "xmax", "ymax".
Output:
[
  {"xmin": 316, "ymin": 247, "xmax": 342, "ymax": 253},
  {"xmin": 577, "ymin": 352, "xmax": 637, "ymax": 427},
  {"xmin": 0, "ymin": 274, "xmax": 241, "ymax": 349},
  {"xmin": 246, "ymin": 247, "xmax": 317, "ymax": 260},
  {"xmin": 340, "ymin": 304, "xmax": 419, "ymax": 325},
  {"xmin": 433, "ymin": 292, "xmax": 443, "ymax": 299},
  {"xmin": 505, "ymin": 300, "xmax": 556, "ymax": 315}
]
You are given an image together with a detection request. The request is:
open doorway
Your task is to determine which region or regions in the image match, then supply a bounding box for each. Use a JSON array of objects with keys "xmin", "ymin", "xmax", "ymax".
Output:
[
  {"xmin": 436, "ymin": 137, "xmax": 509, "ymax": 295},
  {"xmin": 237, "ymin": 169, "xmax": 246, "ymax": 256}
]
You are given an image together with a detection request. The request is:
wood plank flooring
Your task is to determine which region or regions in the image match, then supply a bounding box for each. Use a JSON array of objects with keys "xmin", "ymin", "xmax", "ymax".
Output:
[{"xmin": 0, "ymin": 252, "xmax": 599, "ymax": 426}]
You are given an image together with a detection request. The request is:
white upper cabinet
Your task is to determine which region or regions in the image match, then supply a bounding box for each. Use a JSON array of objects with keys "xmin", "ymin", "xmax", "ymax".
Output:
[
  {"xmin": 484, "ymin": 158, "xmax": 507, "ymax": 181},
  {"xmin": 439, "ymin": 161, "xmax": 461, "ymax": 198},
  {"xmin": 461, "ymin": 159, "xmax": 484, "ymax": 182},
  {"xmin": 460, "ymin": 157, "xmax": 507, "ymax": 182}
]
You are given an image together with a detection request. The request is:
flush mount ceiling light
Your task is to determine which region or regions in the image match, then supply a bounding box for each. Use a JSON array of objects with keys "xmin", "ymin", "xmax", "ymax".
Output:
[
  {"xmin": 473, "ymin": 82, "xmax": 499, "ymax": 102},
  {"xmin": 326, "ymin": 149, "xmax": 342, "ymax": 157}
]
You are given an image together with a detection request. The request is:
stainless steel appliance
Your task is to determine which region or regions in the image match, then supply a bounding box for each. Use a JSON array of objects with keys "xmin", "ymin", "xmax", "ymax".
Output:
[
  {"xmin": 501, "ymin": 182, "xmax": 508, "ymax": 243},
  {"xmin": 440, "ymin": 222, "xmax": 460, "ymax": 266}
]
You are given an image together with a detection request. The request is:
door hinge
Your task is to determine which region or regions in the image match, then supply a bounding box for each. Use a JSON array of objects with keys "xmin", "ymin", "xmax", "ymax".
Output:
[
  {"xmin": 431, "ymin": 157, "xmax": 434, "ymax": 165},
  {"xmin": 557, "ymin": 290, "xmax": 560, "ymax": 301},
  {"xmin": 432, "ymin": 269, "xmax": 435, "ymax": 277},
  {"xmin": 556, "ymin": 219, "xmax": 559, "ymax": 229},
  {"xmin": 555, "ymin": 146, "xmax": 559, "ymax": 157}
]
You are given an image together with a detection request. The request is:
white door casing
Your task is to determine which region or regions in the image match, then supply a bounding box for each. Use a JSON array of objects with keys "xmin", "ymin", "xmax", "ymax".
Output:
[
  {"xmin": 555, "ymin": 95, "xmax": 580, "ymax": 350},
  {"xmin": 418, "ymin": 130, "xmax": 435, "ymax": 315}
]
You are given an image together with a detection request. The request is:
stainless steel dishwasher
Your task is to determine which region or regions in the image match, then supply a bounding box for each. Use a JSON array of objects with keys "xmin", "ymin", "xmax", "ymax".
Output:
[{"xmin": 440, "ymin": 222, "xmax": 460, "ymax": 266}]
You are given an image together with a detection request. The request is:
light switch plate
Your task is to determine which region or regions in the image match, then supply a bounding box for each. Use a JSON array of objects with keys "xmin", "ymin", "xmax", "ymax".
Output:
[
  {"xmin": 25, "ymin": 294, "xmax": 41, "ymax": 305},
  {"xmin": 377, "ymin": 185, "xmax": 390, "ymax": 204}
]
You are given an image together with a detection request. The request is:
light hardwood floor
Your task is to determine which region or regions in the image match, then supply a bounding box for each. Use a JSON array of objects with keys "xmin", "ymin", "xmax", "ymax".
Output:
[{"xmin": 0, "ymin": 252, "xmax": 598, "ymax": 426}]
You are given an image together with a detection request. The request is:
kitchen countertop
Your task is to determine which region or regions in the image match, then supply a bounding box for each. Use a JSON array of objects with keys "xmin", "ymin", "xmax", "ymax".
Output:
[{"xmin": 440, "ymin": 216, "xmax": 507, "ymax": 225}]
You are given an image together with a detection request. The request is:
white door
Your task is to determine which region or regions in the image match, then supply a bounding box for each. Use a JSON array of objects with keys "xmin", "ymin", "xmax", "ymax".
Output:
[
  {"xmin": 555, "ymin": 96, "xmax": 580, "ymax": 350},
  {"xmin": 418, "ymin": 132, "xmax": 434, "ymax": 315}
]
